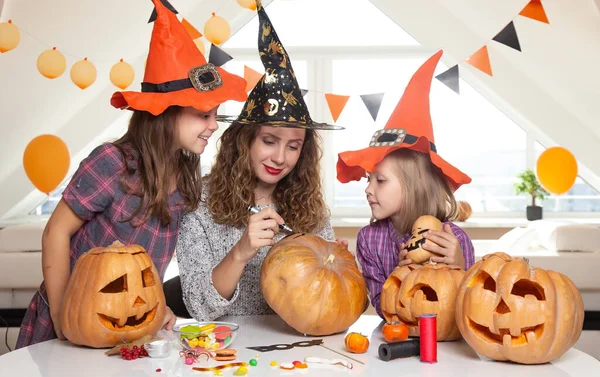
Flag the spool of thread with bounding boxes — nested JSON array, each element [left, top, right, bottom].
[[419, 314, 437, 363], [378, 339, 420, 361]]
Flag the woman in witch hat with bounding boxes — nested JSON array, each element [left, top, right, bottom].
[[16, 0, 247, 348], [169, 0, 345, 320], [336, 50, 475, 320]]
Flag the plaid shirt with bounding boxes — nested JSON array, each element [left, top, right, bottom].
[[16, 143, 184, 349], [356, 218, 475, 319]]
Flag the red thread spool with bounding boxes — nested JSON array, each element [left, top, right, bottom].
[[419, 314, 437, 363]]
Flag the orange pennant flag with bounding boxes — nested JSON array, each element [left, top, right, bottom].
[[519, 0, 549, 24], [182, 18, 203, 40], [324, 93, 350, 123], [465, 46, 493, 77], [244, 65, 263, 92]]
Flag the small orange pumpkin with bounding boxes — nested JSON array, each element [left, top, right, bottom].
[[456, 201, 472, 221], [382, 321, 409, 343], [60, 241, 166, 348], [344, 332, 369, 354]]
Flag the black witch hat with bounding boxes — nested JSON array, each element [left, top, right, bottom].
[[230, 0, 343, 130]]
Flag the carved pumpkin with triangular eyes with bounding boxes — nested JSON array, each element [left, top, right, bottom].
[[381, 262, 465, 341], [60, 241, 166, 348], [455, 252, 584, 364]]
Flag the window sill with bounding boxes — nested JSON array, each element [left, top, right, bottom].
[[331, 217, 600, 229]]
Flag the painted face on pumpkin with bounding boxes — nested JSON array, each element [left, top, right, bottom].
[[405, 215, 442, 264], [455, 252, 584, 364]]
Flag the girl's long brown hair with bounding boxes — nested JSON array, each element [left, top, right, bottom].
[[386, 149, 458, 235], [113, 106, 202, 226], [206, 122, 329, 233]]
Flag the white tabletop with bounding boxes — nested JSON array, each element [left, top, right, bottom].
[[1, 315, 598, 377]]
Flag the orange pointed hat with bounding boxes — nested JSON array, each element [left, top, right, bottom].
[[336, 50, 471, 191], [111, 0, 247, 116]]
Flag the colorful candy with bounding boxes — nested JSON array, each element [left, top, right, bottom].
[[249, 359, 257, 366], [193, 362, 248, 373], [270, 361, 277, 367]]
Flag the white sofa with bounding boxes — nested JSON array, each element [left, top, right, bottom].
[[0, 220, 46, 354]]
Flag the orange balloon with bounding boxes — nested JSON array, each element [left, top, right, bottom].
[[237, 0, 257, 11], [70, 57, 97, 89], [37, 47, 67, 79], [110, 58, 135, 90], [0, 20, 20, 53], [536, 146, 578, 195], [23, 135, 70, 194], [204, 12, 231, 45]]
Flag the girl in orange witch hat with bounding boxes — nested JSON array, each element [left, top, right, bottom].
[[16, 0, 247, 348], [336, 50, 475, 320]]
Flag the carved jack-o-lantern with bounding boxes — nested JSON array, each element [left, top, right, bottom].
[[455, 252, 584, 364], [60, 241, 166, 348], [406, 215, 442, 264], [381, 262, 465, 341]]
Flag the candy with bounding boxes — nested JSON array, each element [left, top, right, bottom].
[[214, 326, 232, 341], [292, 360, 301, 365], [296, 363, 308, 369], [249, 358, 257, 366], [270, 361, 277, 367], [233, 366, 248, 376], [185, 357, 194, 365], [280, 363, 295, 370], [193, 362, 248, 373]]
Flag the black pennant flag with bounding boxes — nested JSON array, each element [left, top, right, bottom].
[[148, 0, 178, 23], [493, 21, 521, 52], [360, 93, 384, 121], [300, 89, 309, 98], [435, 65, 460, 94], [208, 44, 234, 67]]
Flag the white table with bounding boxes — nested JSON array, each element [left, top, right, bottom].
[[1, 315, 598, 376]]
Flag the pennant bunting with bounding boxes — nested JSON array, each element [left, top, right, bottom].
[[493, 21, 521, 51], [519, 0, 549, 24], [324, 93, 350, 122], [359, 93, 385, 121], [208, 44, 233, 67], [149, 0, 178, 23], [465, 46, 493, 77], [300, 89, 309, 97], [435, 65, 460, 94], [243, 65, 263, 92], [182, 18, 203, 40]]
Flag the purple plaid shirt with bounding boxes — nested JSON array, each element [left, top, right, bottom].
[[16, 143, 184, 349], [356, 218, 475, 319]]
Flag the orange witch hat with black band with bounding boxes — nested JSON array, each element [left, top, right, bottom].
[[336, 50, 471, 191], [110, 0, 247, 116]]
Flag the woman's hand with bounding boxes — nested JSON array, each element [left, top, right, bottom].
[[234, 208, 284, 263], [161, 307, 176, 331], [423, 224, 465, 269], [397, 242, 413, 266]]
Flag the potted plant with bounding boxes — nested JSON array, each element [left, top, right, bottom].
[[514, 169, 548, 221]]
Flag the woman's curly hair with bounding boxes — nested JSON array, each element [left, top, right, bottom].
[[206, 122, 329, 233]]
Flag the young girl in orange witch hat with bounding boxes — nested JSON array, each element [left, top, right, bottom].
[[16, 0, 247, 348], [336, 50, 475, 319]]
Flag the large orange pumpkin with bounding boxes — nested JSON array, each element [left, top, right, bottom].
[[380, 262, 465, 341], [60, 241, 166, 348], [455, 252, 584, 364], [260, 233, 368, 336]]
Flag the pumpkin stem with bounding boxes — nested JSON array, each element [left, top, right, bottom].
[[110, 240, 125, 247], [325, 254, 335, 264]]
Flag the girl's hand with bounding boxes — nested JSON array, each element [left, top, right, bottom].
[[235, 208, 284, 263], [335, 238, 349, 249], [423, 224, 465, 269], [398, 242, 413, 266], [51, 311, 66, 340], [161, 307, 176, 331]]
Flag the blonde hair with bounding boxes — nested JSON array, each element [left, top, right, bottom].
[[206, 122, 329, 233], [383, 149, 458, 235]]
